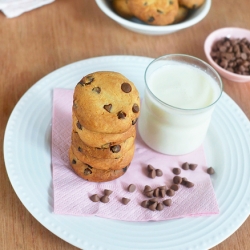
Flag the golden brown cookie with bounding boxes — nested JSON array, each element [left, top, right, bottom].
[[70, 143, 135, 170], [73, 71, 140, 134], [178, 0, 204, 9], [72, 112, 136, 148], [111, 0, 134, 19], [127, 0, 179, 26], [173, 6, 189, 23], [69, 147, 129, 182], [71, 130, 135, 159]]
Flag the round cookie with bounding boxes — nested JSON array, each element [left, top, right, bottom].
[[178, 0, 204, 9], [73, 71, 140, 134], [111, 0, 134, 19], [70, 143, 135, 170], [71, 130, 135, 159], [72, 112, 136, 148], [127, 0, 179, 26], [69, 148, 129, 182]]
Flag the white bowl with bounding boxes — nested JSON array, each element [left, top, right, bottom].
[[95, 0, 211, 35], [204, 27, 250, 83]]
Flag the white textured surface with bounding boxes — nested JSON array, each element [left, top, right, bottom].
[[4, 55, 250, 250]]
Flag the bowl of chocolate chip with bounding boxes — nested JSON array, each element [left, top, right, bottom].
[[204, 27, 250, 83]]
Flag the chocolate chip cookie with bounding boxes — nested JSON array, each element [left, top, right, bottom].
[[73, 71, 140, 134]]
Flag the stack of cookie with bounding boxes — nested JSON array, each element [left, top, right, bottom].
[[69, 71, 140, 182]]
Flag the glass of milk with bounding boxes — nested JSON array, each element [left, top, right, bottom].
[[138, 54, 223, 155]]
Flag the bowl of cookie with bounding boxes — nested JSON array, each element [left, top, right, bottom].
[[95, 0, 211, 35], [204, 27, 250, 83]]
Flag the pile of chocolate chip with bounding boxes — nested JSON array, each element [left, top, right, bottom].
[[210, 37, 250, 75]]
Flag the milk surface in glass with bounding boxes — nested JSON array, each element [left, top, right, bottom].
[[138, 59, 222, 155]]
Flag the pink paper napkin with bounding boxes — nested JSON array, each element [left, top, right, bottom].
[[52, 88, 219, 221]]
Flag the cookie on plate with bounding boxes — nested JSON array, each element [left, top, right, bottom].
[[71, 130, 135, 159], [127, 0, 179, 25], [72, 112, 136, 148], [73, 71, 140, 134], [69, 147, 129, 182]]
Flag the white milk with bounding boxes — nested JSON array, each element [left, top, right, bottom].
[[138, 61, 222, 155]]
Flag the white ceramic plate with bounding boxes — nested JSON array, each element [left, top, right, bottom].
[[4, 55, 250, 250]]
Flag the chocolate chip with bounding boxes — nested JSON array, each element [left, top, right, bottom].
[[77, 79, 84, 86], [156, 203, 164, 211], [132, 118, 138, 125], [121, 197, 130, 205], [72, 159, 76, 164], [92, 87, 101, 93], [173, 168, 181, 175], [84, 75, 94, 84], [148, 169, 156, 179], [207, 167, 215, 175], [128, 184, 136, 192], [182, 162, 189, 170], [100, 195, 110, 203], [132, 104, 139, 113], [90, 194, 99, 202], [144, 185, 152, 193], [117, 111, 126, 119], [170, 184, 179, 191], [163, 199, 172, 207], [159, 189, 166, 198], [148, 202, 157, 211], [148, 16, 155, 23], [185, 181, 194, 188], [189, 164, 198, 170], [159, 185, 166, 190], [173, 176, 182, 184], [78, 147, 82, 152], [149, 198, 158, 203], [110, 145, 121, 153], [104, 189, 113, 196], [103, 104, 112, 113], [123, 166, 128, 172], [144, 190, 154, 198], [121, 82, 132, 93], [147, 164, 155, 171], [76, 121, 82, 130], [153, 188, 159, 197], [166, 189, 175, 197], [181, 177, 188, 185], [155, 169, 163, 177], [141, 200, 149, 208], [84, 168, 92, 175]]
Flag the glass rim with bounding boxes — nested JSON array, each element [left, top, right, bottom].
[[144, 54, 224, 112]]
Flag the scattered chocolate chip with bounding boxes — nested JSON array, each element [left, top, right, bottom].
[[141, 200, 149, 208], [103, 104, 112, 113], [110, 145, 121, 153], [132, 104, 139, 113], [163, 199, 172, 207], [104, 189, 113, 196], [85, 75, 94, 84], [173, 176, 182, 184], [149, 198, 158, 203], [170, 184, 179, 191], [182, 162, 189, 170], [181, 177, 188, 185], [144, 185, 152, 193], [156, 203, 164, 211], [189, 164, 198, 170], [76, 121, 82, 130], [148, 202, 157, 211], [84, 168, 92, 175], [159, 186, 166, 190], [72, 159, 76, 164], [173, 168, 181, 175], [123, 166, 128, 173], [78, 147, 82, 152], [117, 111, 126, 119], [132, 118, 138, 125], [159, 189, 166, 198], [207, 167, 215, 175], [121, 197, 130, 205], [147, 164, 155, 171], [153, 188, 159, 197], [155, 169, 163, 177], [128, 184, 136, 192], [148, 169, 156, 179], [185, 181, 194, 188], [90, 194, 99, 202], [144, 190, 154, 198], [92, 87, 101, 93], [121, 82, 132, 93], [166, 189, 175, 197], [100, 195, 110, 203]]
